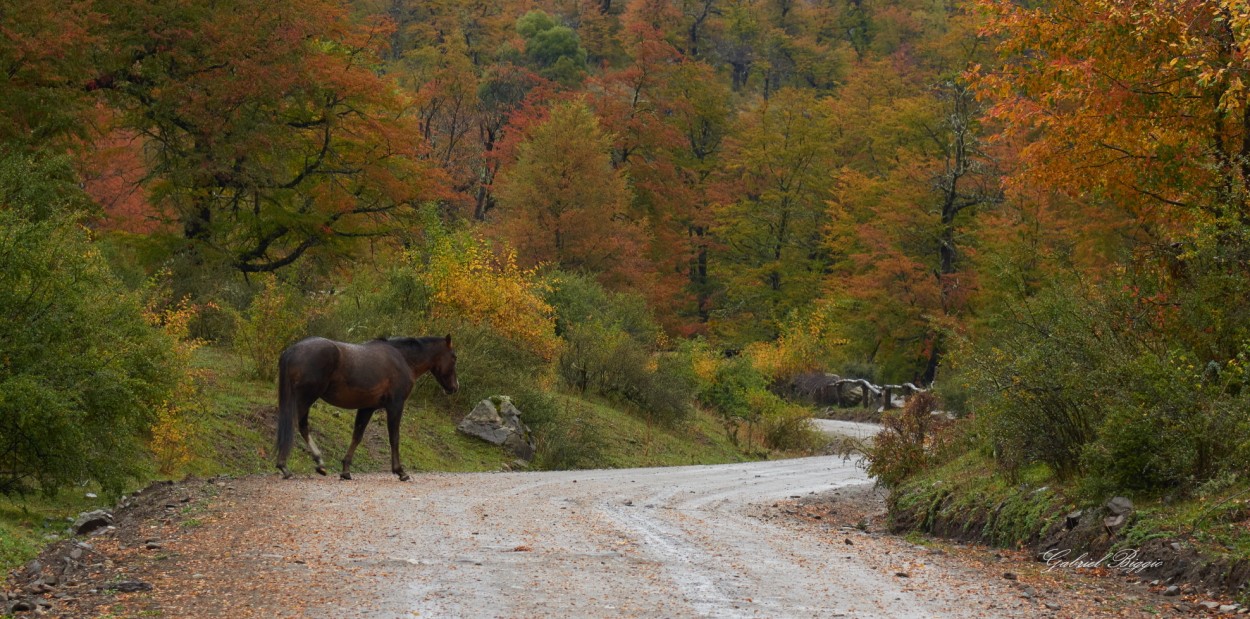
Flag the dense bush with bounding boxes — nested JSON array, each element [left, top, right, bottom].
[[700, 356, 768, 432], [234, 275, 320, 381], [551, 275, 695, 425], [545, 272, 658, 344], [954, 283, 1115, 479], [758, 398, 824, 452], [697, 356, 816, 450], [1079, 349, 1250, 495], [744, 302, 849, 383], [0, 152, 180, 496], [951, 269, 1250, 494], [523, 394, 608, 470]]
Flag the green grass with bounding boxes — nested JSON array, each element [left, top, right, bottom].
[[186, 346, 754, 476], [1119, 482, 1250, 562], [891, 453, 1069, 547], [184, 346, 513, 477], [544, 394, 750, 469], [0, 490, 101, 575]]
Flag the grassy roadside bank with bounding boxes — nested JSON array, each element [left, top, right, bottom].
[[1, 346, 764, 576], [888, 453, 1250, 603]]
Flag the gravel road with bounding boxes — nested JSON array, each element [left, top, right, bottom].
[[115, 419, 1069, 619], [810, 418, 882, 441]]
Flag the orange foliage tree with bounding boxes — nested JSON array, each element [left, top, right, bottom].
[[87, 0, 444, 275], [492, 99, 648, 288], [977, 0, 1250, 237], [587, 5, 731, 332]]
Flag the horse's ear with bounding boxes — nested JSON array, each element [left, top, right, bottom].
[[445, 334, 453, 348]]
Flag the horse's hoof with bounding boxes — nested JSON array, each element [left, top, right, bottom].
[[279, 468, 293, 480], [340, 472, 352, 481], [315, 466, 328, 476], [397, 473, 411, 482]]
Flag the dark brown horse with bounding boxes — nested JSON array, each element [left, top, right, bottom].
[[275, 335, 458, 481]]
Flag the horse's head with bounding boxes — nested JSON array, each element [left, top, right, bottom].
[[430, 334, 459, 394]]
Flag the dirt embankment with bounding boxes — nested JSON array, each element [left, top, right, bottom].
[[772, 487, 1249, 617], [888, 484, 1250, 613], [3, 478, 228, 617]]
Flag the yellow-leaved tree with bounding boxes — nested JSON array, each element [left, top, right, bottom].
[[418, 233, 561, 362], [142, 283, 208, 477]]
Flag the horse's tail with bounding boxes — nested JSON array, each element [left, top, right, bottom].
[[275, 349, 298, 471]]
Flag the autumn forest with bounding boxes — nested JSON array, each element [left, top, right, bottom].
[[4, 0, 1250, 544]]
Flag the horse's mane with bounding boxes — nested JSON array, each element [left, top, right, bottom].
[[376, 336, 445, 351]]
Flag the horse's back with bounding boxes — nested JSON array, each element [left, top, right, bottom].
[[283, 337, 409, 403], [280, 337, 346, 383], [282, 336, 340, 365]]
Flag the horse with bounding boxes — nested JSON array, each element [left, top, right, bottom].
[[275, 335, 459, 481]]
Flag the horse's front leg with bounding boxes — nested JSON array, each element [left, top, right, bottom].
[[386, 405, 410, 481]]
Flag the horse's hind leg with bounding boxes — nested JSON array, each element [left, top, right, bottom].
[[340, 407, 376, 480], [299, 409, 327, 476], [385, 405, 410, 482]]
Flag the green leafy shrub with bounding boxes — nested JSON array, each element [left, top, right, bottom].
[[931, 379, 971, 418], [1080, 350, 1250, 495], [551, 274, 694, 425], [697, 357, 777, 447], [234, 274, 319, 381], [524, 394, 607, 470], [954, 269, 1250, 494], [759, 400, 823, 452], [557, 319, 696, 425], [955, 283, 1117, 479], [0, 151, 179, 496], [545, 272, 658, 344], [700, 356, 768, 424], [318, 212, 559, 414]]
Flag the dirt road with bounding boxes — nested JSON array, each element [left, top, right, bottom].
[[13, 419, 1207, 618], [85, 425, 1077, 619], [810, 418, 882, 441]]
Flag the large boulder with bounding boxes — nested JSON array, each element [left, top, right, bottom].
[[72, 510, 114, 536], [457, 397, 535, 461]]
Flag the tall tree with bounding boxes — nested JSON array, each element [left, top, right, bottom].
[[978, 0, 1250, 362], [978, 0, 1250, 236], [0, 0, 100, 147], [827, 76, 999, 383], [662, 59, 733, 329], [492, 99, 647, 287], [87, 0, 441, 278], [712, 88, 837, 342], [516, 10, 589, 85]]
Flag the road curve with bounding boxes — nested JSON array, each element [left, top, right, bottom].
[[138, 421, 1039, 619], [811, 418, 882, 441]]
